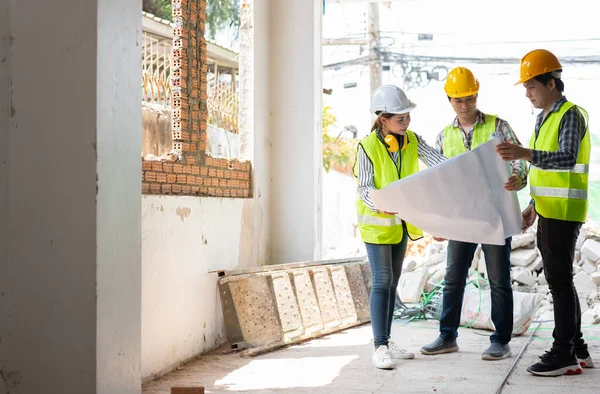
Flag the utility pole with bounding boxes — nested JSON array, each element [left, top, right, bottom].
[[368, 2, 382, 98]]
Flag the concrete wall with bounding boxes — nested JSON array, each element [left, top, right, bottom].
[[141, 195, 266, 379], [140, 0, 324, 379], [0, 1, 141, 393], [269, 0, 323, 264], [96, 0, 142, 393]]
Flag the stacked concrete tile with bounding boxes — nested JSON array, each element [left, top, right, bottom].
[[218, 258, 371, 355]]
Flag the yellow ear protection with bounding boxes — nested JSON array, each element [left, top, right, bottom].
[[381, 133, 408, 153]]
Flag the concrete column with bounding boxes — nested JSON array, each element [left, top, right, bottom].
[[269, 0, 323, 264], [0, 1, 141, 393]]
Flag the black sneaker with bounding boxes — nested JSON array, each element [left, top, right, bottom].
[[420, 337, 459, 355], [527, 350, 582, 377], [575, 347, 595, 368], [482, 343, 512, 360]]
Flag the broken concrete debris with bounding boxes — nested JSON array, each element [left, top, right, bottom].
[[401, 220, 600, 327]]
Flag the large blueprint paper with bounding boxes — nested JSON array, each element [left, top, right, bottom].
[[370, 136, 522, 245]]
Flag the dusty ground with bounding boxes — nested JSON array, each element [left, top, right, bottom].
[[143, 319, 600, 394]]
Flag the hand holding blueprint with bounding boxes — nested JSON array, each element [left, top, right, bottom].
[[370, 136, 522, 245]]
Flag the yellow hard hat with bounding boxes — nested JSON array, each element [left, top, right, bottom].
[[444, 67, 479, 98], [516, 49, 562, 85]]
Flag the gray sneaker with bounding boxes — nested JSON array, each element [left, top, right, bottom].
[[420, 337, 459, 355], [482, 343, 512, 360]]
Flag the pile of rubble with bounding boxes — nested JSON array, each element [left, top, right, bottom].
[[400, 221, 600, 326]]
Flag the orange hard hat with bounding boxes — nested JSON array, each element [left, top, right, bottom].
[[516, 49, 562, 85]]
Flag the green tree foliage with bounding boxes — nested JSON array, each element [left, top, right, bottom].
[[142, 0, 172, 20], [322, 106, 358, 174], [142, 0, 241, 41], [206, 0, 241, 39]]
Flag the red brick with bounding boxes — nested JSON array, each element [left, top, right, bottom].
[[208, 168, 217, 177], [191, 186, 200, 194], [172, 184, 182, 193], [157, 173, 168, 183], [182, 185, 192, 194], [167, 174, 177, 183], [150, 184, 161, 194], [201, 186, 208, 194], [216, 169, 224, 178], [183, 165, 193, 174], [187, 175, 196, 184], [163, 163, 174, 173], [162, 184, 172, 194], [200, 167, 208, 176], [173, 164, 184, 173], [191, 166, 200, 175], [208, 187, 216, 196], [199, 141, 206, 151], [142, 161, 153, 171], [142, 183, 150, 193], [145, 172, 157, 182], [215, 188, 223, 197]]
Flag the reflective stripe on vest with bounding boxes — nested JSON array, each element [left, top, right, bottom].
[[531, 164, 589, 174], [442, 114, 497, 158], [528, 101, 590, 222], [353, 130, 423, 244], [530, 186, 587, 200], [356, 214, 404, 226]]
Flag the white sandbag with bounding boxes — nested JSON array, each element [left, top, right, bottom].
[[460, 282, 543, 336]]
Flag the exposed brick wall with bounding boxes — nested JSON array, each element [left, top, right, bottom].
[[142, 0, 252, 198]]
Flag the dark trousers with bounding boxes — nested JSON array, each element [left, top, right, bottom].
[[439, 238, 514, 344], [537, 214, 586, 354]]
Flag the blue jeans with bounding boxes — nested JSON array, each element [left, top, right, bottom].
[[439, 238, 513, 344], [365, 234, 408, 348]]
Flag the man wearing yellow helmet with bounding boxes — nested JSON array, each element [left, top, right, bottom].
[[497, 49, 592, 377], [420, 67, 528, 361]]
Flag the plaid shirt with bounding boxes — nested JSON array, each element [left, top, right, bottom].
[[357, 131, 447, 212], [530, 96, 587, 169], [435, 110, 528, 191]]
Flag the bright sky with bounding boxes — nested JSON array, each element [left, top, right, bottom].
[[322, 0, 600, 150]]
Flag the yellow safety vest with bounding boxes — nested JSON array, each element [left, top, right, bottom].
[[529, 101, 590, 223], [353, 130, 423, 244], [442, 114, 497, 158]]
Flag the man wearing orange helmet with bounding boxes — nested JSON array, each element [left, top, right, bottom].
[[420, 67, 528, 361], [497, 49, 592, 376]]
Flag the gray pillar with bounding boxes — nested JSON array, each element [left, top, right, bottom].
[[0, 1, 142, 393]]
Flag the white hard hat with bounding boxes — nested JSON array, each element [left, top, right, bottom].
[[370, 85, 417, 115]]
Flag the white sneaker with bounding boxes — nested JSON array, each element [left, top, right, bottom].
[[372, 345, 395, 369], [388, 341, 415, 359]]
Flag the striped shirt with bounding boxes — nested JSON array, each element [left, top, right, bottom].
[[434, 111, 528, 191], [530, 96, 587, 170], [356, 131, 447, 212]]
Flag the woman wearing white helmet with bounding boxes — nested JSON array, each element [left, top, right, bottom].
[[353, 85, 446, 369]]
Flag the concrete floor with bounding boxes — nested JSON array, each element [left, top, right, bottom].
[[143, 320, 600, 394]]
